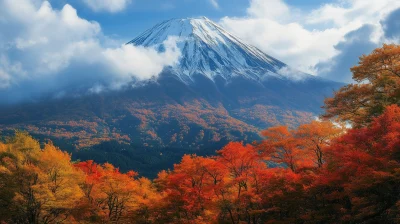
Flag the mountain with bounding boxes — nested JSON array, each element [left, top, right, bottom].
[[0, 17, 343, 176], [129, 17, 292, 82]]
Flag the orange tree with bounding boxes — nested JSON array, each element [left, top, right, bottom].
[[295, 120, 343, 168], [75, 161, 159, 223], [324, 44, 400, 126], [259, 126, 302, 172]]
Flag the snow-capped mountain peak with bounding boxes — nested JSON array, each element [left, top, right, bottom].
[[128, 17, 308, 82]]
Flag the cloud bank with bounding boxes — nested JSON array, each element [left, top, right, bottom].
[[220, 0, 400, 83], [0, 0, 180, 104]]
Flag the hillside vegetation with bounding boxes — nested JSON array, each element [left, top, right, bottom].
[[1, 44, 400, 223]]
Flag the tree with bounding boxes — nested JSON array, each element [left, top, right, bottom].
[[323, 44, 400, 126], [157, 155, 223, 223], [314, 105, 400, 223], [296, 120, 342, 168], [76, 161, 141, 223], [0, 132, 84, 224], [130, 177, 164, 223], [33, 143, 85, 223], [216, 142, 265, 224], [73, 160, 103, 222], [260, 126, 301, 172]]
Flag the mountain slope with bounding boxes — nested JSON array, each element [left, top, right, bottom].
[[128, 17, 307, 82], [0, 17, 343, 175]]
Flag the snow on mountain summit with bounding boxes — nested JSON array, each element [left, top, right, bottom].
[[128, 17, 309, 82]]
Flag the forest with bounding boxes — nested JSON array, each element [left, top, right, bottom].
[[0, 44, 400, 223]]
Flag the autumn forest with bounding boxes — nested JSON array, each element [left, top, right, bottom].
[[1, 45, 400, 223]]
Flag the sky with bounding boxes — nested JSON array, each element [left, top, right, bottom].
[[1, 0, 400, 104], [50, 0, 331, 42]]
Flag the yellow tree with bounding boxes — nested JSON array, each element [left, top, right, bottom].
[[0, 132, 42, 223], [33, 143, 85, 223], [130, 177, 164, 223], [0, 132, 84, 224]]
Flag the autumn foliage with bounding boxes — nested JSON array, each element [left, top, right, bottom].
[[1, 44, 400, 223], [323, 44, 400, 126]]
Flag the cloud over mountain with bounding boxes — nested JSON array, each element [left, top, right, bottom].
[[316, 25, 377, 83], [220, 0, 400, 83], [0, 0, 180, 104], [2, 0, 400, 104]]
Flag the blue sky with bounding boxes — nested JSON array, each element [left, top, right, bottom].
[[0, 0, 400, 104], [51, 0, 249, 39], [52, 0, 332, 40]]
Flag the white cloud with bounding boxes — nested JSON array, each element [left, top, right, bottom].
[[307, 0, 400, 27], [0, 55, 26, 88], [83, 0, 132, 13], [0, 1, 102, 75], [316, 25, 377, 83], [0, 0, 181, 103], [209, 0, 219, 9], [220, 17, 348, 74], [276, 66, 308, 81], [247, 0, 290, 21], [88, 84, 105, 94], [219, 0, 400, 81], [0, 69, 11, 89], [103, 36, 181, 83]]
